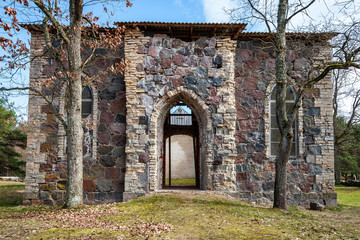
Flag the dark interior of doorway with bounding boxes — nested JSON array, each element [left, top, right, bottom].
[[162, 101, 200, 189]]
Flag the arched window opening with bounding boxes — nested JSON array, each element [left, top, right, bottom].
[[270, 85, 298, 156], [82, 86, 93, 118]]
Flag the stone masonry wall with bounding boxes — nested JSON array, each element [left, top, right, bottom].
[[25, 29, 336, 206], [123, 31, 238, 200], [234, 39, 336, 205], [24, 32, 126, 205]]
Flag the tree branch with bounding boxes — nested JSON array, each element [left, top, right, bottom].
[[0, 87, 68, 130], [287, 0, 315, 23], [30, 0, 70, 45]]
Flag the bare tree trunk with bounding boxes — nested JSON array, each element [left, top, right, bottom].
[[274, 132, 293, 209], [273, 0, 290, 209], [64, 0, 84, 208], [334, 146, 341, 184]]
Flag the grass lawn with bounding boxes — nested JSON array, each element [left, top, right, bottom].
[[0, 181, 359, 239], [336, 185, 360, 207], [0, 181, 25, 207], [165, 178, 196, 186]]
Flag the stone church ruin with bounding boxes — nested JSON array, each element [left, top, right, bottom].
[[24, 22, 337, 206]]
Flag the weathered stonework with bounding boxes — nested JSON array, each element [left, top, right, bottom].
[[24, 23, 336, 207]]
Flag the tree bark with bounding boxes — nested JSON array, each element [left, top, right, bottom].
[[64, 0, 84, 208], [273, 131, 293, 209], [273, 0, 290, 209], [334, 146, 341, 184]]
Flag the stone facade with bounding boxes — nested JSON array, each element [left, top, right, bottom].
[[24, 23, 336, 206]]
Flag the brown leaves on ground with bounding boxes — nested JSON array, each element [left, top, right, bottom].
[[0, 203, 172, 239]]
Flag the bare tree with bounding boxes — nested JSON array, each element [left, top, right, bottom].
[[229, 0, 360, 209], [0, 0, 131, 207], [333, 69, 360, 184]]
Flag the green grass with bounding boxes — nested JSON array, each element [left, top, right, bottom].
[[336, 185, 360, 207], [0, 181, 25, 207], [0, 181, 360, 239], [165, 178, 196, 186]]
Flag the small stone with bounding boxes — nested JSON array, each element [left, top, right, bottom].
[[173, 54, 184, 66], [160, 48, 172, 59], [164, 69, 174, 76], [137, 45, 146, 54], [213, 55, 222, 68], [242, 77, 257, 90], [251, 152, 265, 164], [209, 37, 216, 47], [212, 113, 223, 125], [144, 56, 159, 67], [200, 56, 212, 68], [98, 131, 111, 145], [41, 184, 55, 191], [310, 202, 325, 211], [171, 77, 183, 88], [177, 46, 190, 55], [105, 167, 121, 179], [304, 127, 321, 135], [115, 114, 126, 123], [110, 97, 126, 115], [184, 55, 197, 67], [194, 67, 208, 78], [83, 180, 96, 191], [109, 123, 125, 135], [172, 39, 182, 48], [39, 163, 52, 172], [100, 156, 116, 167], [204, 47, 216, 56], [311, 164, 322, 175], [306, 107, 320, 116], [195, 37, 209, 48], [304, 136, 314, 145], [45, 174, 58, 182], [100, 112, 115, 124], [309, 145, 322, 155], [148, 46, 159, 57], [185, 76, 197, 85], [138, 152, 149, 163], [98, 145, 113, 155], [212, 76, 223, 86], [160, 59, 172, 69], [238, 49, 253, 59], [206, 95, 221, 105], [100, 89, 116, 100], [244, 58, 261, 70], [237, 107, 247, 120], [255, 143, 265, 152], [112, 147, 125, 157]]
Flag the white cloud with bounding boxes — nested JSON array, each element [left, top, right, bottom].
[[201, 0, 238, 23]]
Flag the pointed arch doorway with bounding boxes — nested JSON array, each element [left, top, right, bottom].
[[146, 88, 213, 192], [162, 101, 200, 189]]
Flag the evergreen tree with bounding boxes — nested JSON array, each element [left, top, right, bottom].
[[0, 99, 27, 177], [335, 117, 360, 181]]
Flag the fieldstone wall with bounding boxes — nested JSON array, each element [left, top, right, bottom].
[[24, 32, 126, 205], [123, 30, 238, 200], [25, 28, 336, 207], [233, 39, 336, 205]]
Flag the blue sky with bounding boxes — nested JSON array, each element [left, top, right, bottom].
[[4, 0, 237, 119], [2, 0, 351, 119], [86, 0, 238, 23]]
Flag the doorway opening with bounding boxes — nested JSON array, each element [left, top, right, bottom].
[[162, 101, 200, 189]]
